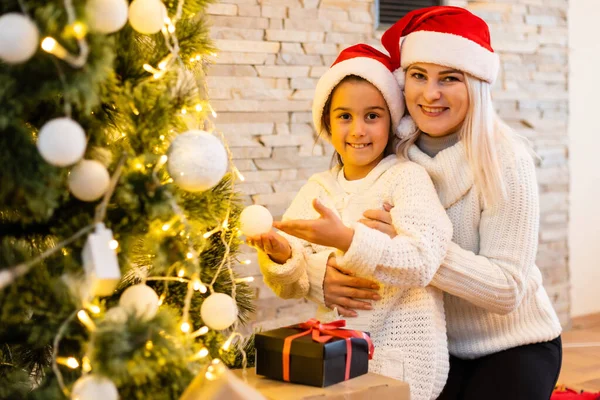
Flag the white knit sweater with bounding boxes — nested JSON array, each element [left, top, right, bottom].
[[305, 140, 563, 360], [258, 155, 453, 400]]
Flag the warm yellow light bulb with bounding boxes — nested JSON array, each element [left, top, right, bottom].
[[159, 155, 168, 164], [162, 223, 170, 231], [195, 104, 203, 112], [146, 340, 154, 350], [186, 252, 194, 259], [178, 268, 185, 278], [181, 321, 190, 333], [88, 304, 101, 314], [109, 240, 119, 250], [181, 108, 187, 115], [72, 22, 87, 39], [82, 356, 92, 372], [41, 37, 57, 52]]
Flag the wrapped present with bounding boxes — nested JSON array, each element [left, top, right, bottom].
[[255, 319, 374, 387]]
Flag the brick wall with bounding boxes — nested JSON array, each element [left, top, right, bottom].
[[206, 0, 570, 331]]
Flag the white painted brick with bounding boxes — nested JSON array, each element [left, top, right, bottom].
[[531, 71, 566, 83], [261, 5, 287, 18], [238, 4, 261, 16], [209, 15, 269, 29], [207, 76, 284, 90], [310, 66, 329, 78], [211, 99, 311, 112], [317, 9, 349, 21], [273, 180, 306, 192], [525, 15, 558, 26], [231, 146, 272, 159], [468, 3, 512, 13], [276, 53, 323, 65], [208, 64, 257, 77], [299, 145, 323, 156], [219, 0, 258, 4], [218, 123, 275, 136], [237, 182, 273, 195], [322, 54, 337, 65], [218, 112, 289, 124], [213, 52, 270, 65], [266, 29, 325, 42], [214, 39, 280, 53], [275, 78, 290, 89], [303, 42, 339, 55], [325, 32, 367, 44], [211, 27, 264, 41], [255, 65, 310, 78], [252, 192, 297, 206], [255, 155, 330, 170], [280, 169, 298, 180], [208, 87, 232, 99], [260, 0, 300, 6], [206, 3, 238, 15], [281, 43, 304, 54], [291, 123, 314, 136], [540, 226, 568, 242], [260, 135, 313, 147], [541, 212, 568, 225], [349, 11, 373, 23], [231, 159, 257, 171], [269, 18, 283, 29], [332, 21, 372, 34], [320, 0, 369, 12], [291, 112, 313, 123], [285, 18, 332, 32], [493, 40, 538, 54], [288, 8, 318, 19], [233, 88, 293, 100], [539, 192, 568, 213], [240, 170, 280, 182], [291, 77, 318, 89], [275, 123, 290, 135], [301, 0, 320, 8], [536, 166, 568, 185], [291, 89, 314, 100]]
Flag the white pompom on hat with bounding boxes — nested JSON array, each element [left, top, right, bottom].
[[312, 43, 413, 141]]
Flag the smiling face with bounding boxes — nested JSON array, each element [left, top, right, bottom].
[[404, 62, 469, 137], [326, 78, 391, 180]]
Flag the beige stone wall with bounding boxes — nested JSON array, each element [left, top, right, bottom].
[[206, 0, 570, 331]]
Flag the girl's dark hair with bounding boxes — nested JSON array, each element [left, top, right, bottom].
[[318, 75, 395, 168]]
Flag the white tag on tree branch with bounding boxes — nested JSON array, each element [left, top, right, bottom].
[[82, 223, 121, 297]]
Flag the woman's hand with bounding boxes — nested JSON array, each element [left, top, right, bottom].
[[273, 198, 354, 251], [324, 256, 381, 317], [246, 230, 292, 264], [358, 202, 397, 238]]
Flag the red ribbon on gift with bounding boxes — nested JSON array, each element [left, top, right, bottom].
[[282, 319, 374, 382]]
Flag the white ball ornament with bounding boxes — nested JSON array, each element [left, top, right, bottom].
[[119, 284, 159, 321], [37, 118, 87, 167], [86, 0, 129, 34], [128, 0, 167, 35], [167, 130, 228, 192], [71, 374, 118, 400], [104, 306, 128, 324], [239, 205, 273, 237], [0, 13, 39, 64], [68, 160, 110, 202], [200, 292, 238, 330]]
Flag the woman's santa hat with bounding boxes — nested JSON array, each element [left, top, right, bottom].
[[381, 5, 500, 87], [312, 44, 409, 140]]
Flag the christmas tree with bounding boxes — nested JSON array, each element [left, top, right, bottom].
[[0, 0, 256, 399]]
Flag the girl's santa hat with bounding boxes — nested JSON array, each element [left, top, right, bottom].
[[312, 44, 410, 140], [381, 6, 500, 87]]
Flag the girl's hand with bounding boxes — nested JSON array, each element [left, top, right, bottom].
[[273, 198, 354, 251], [358, 202, 397, 238], [324, 256, 381, 317], [246, 230, 292, 264]]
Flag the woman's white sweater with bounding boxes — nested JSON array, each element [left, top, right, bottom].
[[304, 141, 562, 360], [258, 155, 453, 400]]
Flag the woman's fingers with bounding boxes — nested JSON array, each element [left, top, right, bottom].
[[327, 304, 358, 318], [358, 218, 397, 238], [362, 208, 393, 224]]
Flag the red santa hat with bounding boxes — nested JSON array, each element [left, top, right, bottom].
[[312, 44, 407, 140], [381, 6, 500, 87]]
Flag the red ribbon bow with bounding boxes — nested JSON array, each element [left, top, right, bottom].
[[282, 318, 374, 382]]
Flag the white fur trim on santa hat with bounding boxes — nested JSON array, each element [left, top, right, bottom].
[[400, 30, 500, 84], [393, 68, 405, 89], [313, 57, 404, 137]]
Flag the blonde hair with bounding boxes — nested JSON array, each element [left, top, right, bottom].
[[396, 73, 518, 207]]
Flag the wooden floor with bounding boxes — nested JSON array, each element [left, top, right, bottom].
[[557, 312, 600, 392]]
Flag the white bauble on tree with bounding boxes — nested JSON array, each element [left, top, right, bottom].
[[200, 292, 238, 330], [167, 130, 228, 192], [71, 374, 118, 400], [239, 205, 273, 236], [37, 118, 87, 167], [86, 0, 129, 34], [68, 160, 110, 202], [0, 13, 39, 64], [128, 0, 167, 34], [104, 306, 128, 324], [119, 284, 159, 321]]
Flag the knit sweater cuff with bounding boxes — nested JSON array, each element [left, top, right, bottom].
[[338, 223, 387, 277], [257, 238, 306, 285], [306, 250, 332, 306]]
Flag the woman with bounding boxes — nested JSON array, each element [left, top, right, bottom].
[[279, 6, 563, 400]]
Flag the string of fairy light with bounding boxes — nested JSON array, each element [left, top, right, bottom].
[[1, 0, 258, 397]]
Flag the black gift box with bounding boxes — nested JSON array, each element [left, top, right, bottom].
[[255, 326, 370, 387]]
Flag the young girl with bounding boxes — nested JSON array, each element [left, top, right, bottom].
[[314, 7, 563, 400], [247, 44, 453, 400]]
